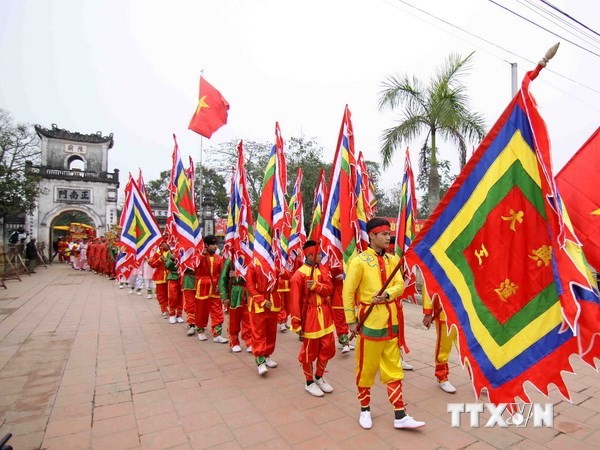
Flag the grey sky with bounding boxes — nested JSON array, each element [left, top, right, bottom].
[[1, 0, 598, 199]]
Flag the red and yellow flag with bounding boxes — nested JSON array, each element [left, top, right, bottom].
[[188, 77, 230, 138]]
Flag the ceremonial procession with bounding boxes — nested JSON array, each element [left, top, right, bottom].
[[1, 1, 600, 449]]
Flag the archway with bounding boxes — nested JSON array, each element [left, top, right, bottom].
[[48, 209, 97, 262], [67, 155, 85, 171]]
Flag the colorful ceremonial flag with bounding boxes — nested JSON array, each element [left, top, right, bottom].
[[308, 169, 327, 242], [136, 169, 151, 207], [555, 127, 600, 271], [357, 151, 378, 217], [405, 63, 600, 404], [395, 148, 418, 303], [116, 174, 163, 282], [321, 105, 360, 270], [188, 77, 230, 139], [285, 168, 306, 270], [252, 123, 288, 289], [354, 152, 372, 251], [223, 140, 254, 278], [166, 135, 203, 272]]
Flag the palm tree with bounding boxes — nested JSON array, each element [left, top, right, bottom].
[[378, 52, 486, 213]]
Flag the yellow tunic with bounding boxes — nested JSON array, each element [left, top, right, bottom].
[[342, 248, 404, 340]]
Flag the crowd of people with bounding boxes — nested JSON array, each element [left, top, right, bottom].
[[92, 217, 462, 431], [50, 217, 462, 431]]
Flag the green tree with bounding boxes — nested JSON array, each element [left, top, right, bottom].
[[0, 109, 41, 235], [378, 52, 486, 213], [145, 167, 228, 217]]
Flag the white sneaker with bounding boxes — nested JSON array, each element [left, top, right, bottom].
[[213, 335, 229, 344], [341, 345, 350, 354], [394, 415, 426, 429], [129, 289, 134, 295], [186, 326, 196, 336], [176, 316, 184, 323], [265, 358, 278, 368], [315, 378, 333, 393], [279, 323, 288, 332], [348, 343, 356, 350], [246, 346, 253, 353], [168, 315, 176, 324], [161, 312, 169, 319], [258, 363, 268, 376], [439, 381, 457, 393], [136, 290, 142, 296], [359, 410, 372, 429], [119, 284, 124, 289], [401, 360, 414, 371], [146, 293, 152, 299], [305, 382, 324, 397], [198, 332, 208, 341], [231, 345, 242, 353]]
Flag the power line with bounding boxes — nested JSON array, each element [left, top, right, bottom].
[[382, 0, 600, 96], [518, 0, 600, 49], [538, 0, 600, 38], [486, 0, 600, 58]]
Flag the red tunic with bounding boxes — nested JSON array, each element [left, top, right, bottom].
[[195, 253, 223, 299], [289, 263, 335, 339]]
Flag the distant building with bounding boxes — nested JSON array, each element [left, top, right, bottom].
[[26, 124, 119, 259]]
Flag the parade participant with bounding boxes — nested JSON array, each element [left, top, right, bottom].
[[148, 241, 169, 318], [182, 267, 197, 336], [422, 290, 457, 393], [57, 237, 68, 263], [142, 257, 156, 299], [219, 257, 252, 353], [69, 240, 78, 268], [97, 237, 109, 276], [128, 267, 144, 295], [107, 239, 119, 280], [194, 235, 228, 343], [246, 263, 283, 375], [290, 240, 335, 397], [80, 238, 89, 271], [164, 247, 183, 323], [87, 239, 98, 272], [343, 217, 425, 430], [276, 272, 292, 332], [330, 265, 354, 354]]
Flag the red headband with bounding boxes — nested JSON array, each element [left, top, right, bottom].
[[369, 225, 391, 234]]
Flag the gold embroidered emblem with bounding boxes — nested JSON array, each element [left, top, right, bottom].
[[529, 245, 552, 267], [494, 279, 518, 302], [474, 244, 489, 265], [501, 209, 524, 231]]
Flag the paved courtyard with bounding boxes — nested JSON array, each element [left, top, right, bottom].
[[0, 264, 599, 449]]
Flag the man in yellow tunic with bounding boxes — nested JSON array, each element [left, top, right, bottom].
[[343, 218, 425, 430]]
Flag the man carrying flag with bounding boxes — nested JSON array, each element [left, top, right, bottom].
[[343, 218, 425, 430]]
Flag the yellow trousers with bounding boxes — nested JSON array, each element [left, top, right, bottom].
[[355, 336, 403, 387], [434, 320, 457, 382]]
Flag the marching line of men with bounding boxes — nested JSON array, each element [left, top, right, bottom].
[[128, 220, 460, 431]]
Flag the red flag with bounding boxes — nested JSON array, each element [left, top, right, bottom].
[[188, 77, 230, 138], [555, 127, 600, 271]]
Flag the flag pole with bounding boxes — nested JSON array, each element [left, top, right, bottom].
[[198, 70, 205, 228]]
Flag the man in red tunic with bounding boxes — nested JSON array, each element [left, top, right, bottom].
[[290, 240, 336, 396], [148, 241, 170, 318], [194, 235, 227, 343], [246, 263, 284, 375]]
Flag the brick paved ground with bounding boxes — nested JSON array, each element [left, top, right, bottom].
[[0, 264, 598, 449]]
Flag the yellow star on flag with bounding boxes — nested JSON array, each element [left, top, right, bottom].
[[195, 95, 209, 114], [591, 208, 600, 215]]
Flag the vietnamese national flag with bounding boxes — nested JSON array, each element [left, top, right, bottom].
[[188, 77, 230, 138], [556, 127, 600, 271]]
